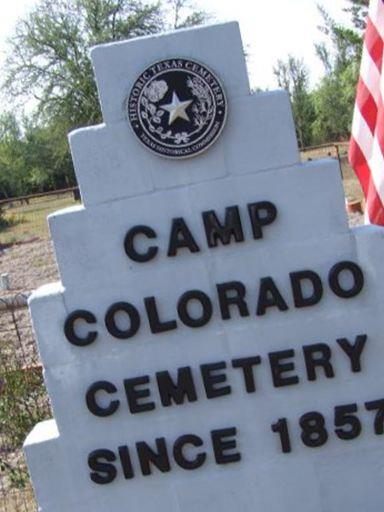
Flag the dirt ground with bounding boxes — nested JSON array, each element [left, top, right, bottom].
[[0, 241, 58, 298], [0, 487, 36, 512], [1, 194, 77, 246]]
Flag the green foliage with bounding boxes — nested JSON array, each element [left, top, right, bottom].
[[166, 0, 209, 29], [0, 113, 75, 199], [310, 5, 363, 144], [0, 366, 51, 489], [0, 204, 19, 232], [0, 113, 29, 198], [0, 367, 49, 449], [274, 56, 315, 148], [0, 0, 208, 198], [3, 0, 208, 129], [312, 63, 359, 143], [273, 2, 365, 145], [343, 0, 369, 30], [316, 5, 363, 74], [0, 456, 30, 489], [0, 205, 9, 229], [3, 0, 164, 127]]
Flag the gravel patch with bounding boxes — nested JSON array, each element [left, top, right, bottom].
[[348, 212, 364, 227], [0, 240, 58, 297]]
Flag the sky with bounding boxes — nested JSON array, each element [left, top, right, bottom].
[[193, 0, 351, 89], [0, 0, 351, 110]]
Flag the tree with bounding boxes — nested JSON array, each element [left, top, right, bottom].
[[311, 4, 363, 143], [167, 0, 208, 29], [0, 0, 208, 198], [274, 56, 315, 148], [311, 66, 357, 143], [0, 113, 28, 198], [3, 0, 208, 130], [0, 114, 75, 199], [344, 0, 369, 31], [316, 5, 363, 75]]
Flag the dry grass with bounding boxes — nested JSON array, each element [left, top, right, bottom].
[[0, 487, 36, 512], [1, 193, 78, 245], [340, 155, 364, 202]]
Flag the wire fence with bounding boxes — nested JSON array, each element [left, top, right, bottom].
[[0, 189, 80, 508], [0, 188, 80, 248], [0, 297, 51, 511], [300, 141, 349, 161]]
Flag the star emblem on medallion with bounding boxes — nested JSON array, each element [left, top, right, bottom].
[[161, 92, 193, 125], [127, 58, 227, 159]]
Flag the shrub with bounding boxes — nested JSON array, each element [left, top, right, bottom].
[[0, 366, 50, 449], [0, 204, 9, 229], [0, 365, 51, 490]]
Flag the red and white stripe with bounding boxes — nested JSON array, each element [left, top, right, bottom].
[[349, 0, 384, 225]]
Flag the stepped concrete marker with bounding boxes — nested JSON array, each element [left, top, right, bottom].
[[25, 21, 384, 512]]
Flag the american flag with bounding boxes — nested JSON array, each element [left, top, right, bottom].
[[349, 0, 384, 225]]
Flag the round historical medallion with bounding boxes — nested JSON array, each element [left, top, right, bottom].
[[127, 58, 227, 159]]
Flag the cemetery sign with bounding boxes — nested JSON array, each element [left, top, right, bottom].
[[24, 22, 384, 512]]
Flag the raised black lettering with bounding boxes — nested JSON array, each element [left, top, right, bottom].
[[248, 201, 277, 239], [269, 350, 299, 387], [144, 297, 177, 333], [88, 449, 117, 484], [177, 290, 213, 328], [64, 310, 97, 347], [105, 302, 140, 339], [217, 281, 250, 320], [118, 446, 134, 479], [290, 270, 323, 308], [329, 261, 364, 298], [203, 206, 244, 248], [156, 367, 197, 406], [200, 362, 231, 399], [168, 218, 200, 256], [124, 376, 155, 414], [211, 427, 241, 464], [257, 277, 289, 316], [173, 435, 206, 470], [337, 334, 367, 372], [86, 381, 120, 417], [124, 225, 158, 263], [232, 356, 262, 393], [136, 438, 171, 476], [303, 343, 335, 381]]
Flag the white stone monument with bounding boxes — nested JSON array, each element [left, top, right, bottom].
[[25, 21, 384, 512]]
